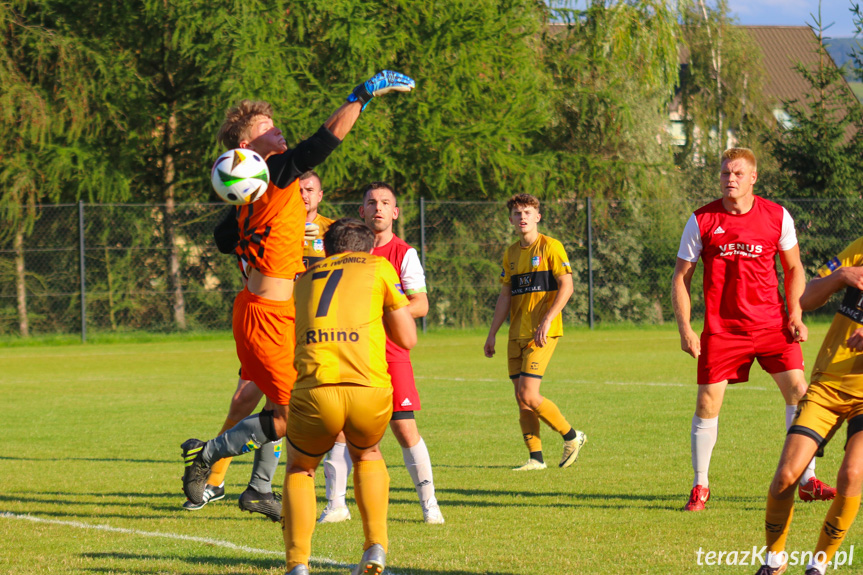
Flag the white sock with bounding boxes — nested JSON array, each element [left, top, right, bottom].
[[785, 404, 796, 430], [691, 415, 719, 488], [402, 437, 436, 505], [786, 404, 817, 484], [323, 442, 351, 508], [801, 457, 817, 484]]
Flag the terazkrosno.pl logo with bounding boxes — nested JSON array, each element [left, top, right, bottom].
[[695, 547, 854, 570]]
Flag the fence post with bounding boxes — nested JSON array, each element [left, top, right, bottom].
[[586, 197, 594, 329], [419, 196, 427, 334], [79, 201, 87, 343]]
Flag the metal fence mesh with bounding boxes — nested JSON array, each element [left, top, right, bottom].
[[1, 198, 857, 338]]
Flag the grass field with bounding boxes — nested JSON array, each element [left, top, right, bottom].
[[1, 323, 859, 574]]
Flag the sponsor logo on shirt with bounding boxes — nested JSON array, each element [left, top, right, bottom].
[[305, 329, 361, 344], [396, 282, 404, 294], [827, 257, 842, 272], [714, 226, 726, 234], [719, 243, 763, 257]]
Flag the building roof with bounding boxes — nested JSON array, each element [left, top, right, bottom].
[[742, 25, 856, 105]]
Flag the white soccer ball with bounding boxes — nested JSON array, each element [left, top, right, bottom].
[[210, 148, 270, 205]]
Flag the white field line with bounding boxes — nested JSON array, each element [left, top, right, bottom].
[[415, 375, 768, 391], [1, 512, 343, 567]]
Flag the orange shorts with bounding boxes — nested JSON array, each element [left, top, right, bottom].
[[232, 287, 297, 406]]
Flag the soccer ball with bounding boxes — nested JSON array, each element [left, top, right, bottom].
[[210, 148, 270, 205]]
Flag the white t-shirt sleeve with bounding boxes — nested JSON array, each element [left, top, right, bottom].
[[778, 207, 798, 251], [399, 248, 427, 295], [676, 214, 702, 262]]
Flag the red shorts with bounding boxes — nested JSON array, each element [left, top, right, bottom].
[[390, 361, 421, 412], [697, 327, 804, 385], [232, 288, 297, 405]]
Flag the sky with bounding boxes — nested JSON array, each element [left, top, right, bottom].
[[727, 0, 859, 37]]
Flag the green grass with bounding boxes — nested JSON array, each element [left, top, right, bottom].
[[1, 324, 860, 574]]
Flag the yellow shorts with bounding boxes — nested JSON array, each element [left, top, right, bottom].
[[508, 337, 558, 379], [287, 385, 393, 457], [789, 380, 863, 450]]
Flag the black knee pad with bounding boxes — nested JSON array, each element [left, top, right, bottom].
[[259, 409, 279, 443]]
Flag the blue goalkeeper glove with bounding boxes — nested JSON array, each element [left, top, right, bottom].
[[347, 70, 416, 111]]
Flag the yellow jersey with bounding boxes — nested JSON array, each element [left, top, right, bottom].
[[294, 252, 409, 390], [810, 236, 863, 397], [302, 214, 334, 270], [500, 233, 572, 340]]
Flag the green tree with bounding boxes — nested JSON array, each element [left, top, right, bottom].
[[676, 0, 773, 171], [0, 1, 128, 336], [765, 7, 863, 280], [765, 11, 862, 200], [49, 0, 304, 330], [537, 1, 682, 322], [538, 0, 680, 201], [278, 0, 553, 202]]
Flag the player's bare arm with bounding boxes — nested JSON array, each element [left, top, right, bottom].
[[485, 284, 512, 358], [534, 273, 573, 348], [672, 257, 701, 358], [406, 292, 429, 319], [384, 304, 418, 351], [801, 266, 863, 311], [779, 245, 808, 343]]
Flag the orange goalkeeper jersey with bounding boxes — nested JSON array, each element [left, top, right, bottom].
[[293, 252, 409, 390]]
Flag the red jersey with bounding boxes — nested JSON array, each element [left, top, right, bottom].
[[677, 197, 797, 334], [372, 235, 426, 362]]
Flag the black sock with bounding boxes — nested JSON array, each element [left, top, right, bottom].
[[563, 428, 577, 441], [530, 451, 544, 464]]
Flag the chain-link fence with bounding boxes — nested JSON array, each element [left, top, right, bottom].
[[1, 198, 858, 338]]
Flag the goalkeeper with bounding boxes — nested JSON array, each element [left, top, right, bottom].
[[179, 72, 416, 517], [180, 171, 334, 520]]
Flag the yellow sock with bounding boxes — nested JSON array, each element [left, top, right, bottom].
[[207, 417, 239, 487], [519, 409, 542, 453], [283, 472, 316, 571], [765, 492, 795, 553], [354, 459, 389, 552], [534, 399, 571, 436], [814, 494, 861, 565]]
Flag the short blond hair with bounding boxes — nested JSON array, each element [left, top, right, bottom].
[[721, 147, 757, 170], [217, 100, 273, 149]]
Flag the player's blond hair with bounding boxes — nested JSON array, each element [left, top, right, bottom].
[[506, 193, 540, 213], [217, 100, 274, 150], [721, 147, 757, 170]]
